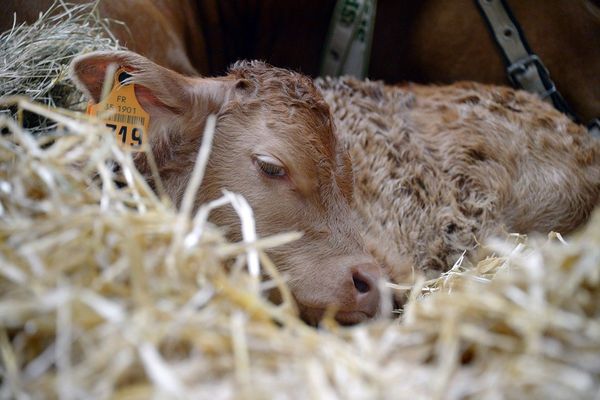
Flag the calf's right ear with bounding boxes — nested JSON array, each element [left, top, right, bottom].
[[70, 50, 229, 120]]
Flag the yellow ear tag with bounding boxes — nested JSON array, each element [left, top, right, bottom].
[[87, 68, 150, 150]]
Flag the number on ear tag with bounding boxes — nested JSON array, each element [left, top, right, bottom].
[[87, 68, 150, 150]]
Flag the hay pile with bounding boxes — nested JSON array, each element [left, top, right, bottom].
[[0, 1, 120, 129], [1, 3, 600, 399], [1, 100, 599, 399]]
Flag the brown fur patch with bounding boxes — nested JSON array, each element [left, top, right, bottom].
[[318, 78, 600, 279]]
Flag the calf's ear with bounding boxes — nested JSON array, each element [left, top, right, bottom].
[[70, 50, 229, 119]]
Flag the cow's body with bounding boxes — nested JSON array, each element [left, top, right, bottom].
[[3, 0, 599, 123], [200, 0, 600, 124]]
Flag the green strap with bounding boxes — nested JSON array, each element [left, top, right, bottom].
[[320, 0, 377, 78]]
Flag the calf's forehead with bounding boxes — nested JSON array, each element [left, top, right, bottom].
[[223, 61, 354, 197], [228, 60, 338, 156], [263, 105, 334, 154]]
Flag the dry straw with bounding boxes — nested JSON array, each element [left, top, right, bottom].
[[1, 2, 599, 400], [0, 1, 121, 131]]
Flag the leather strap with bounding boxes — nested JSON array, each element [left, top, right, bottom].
[[475, 0, 580, 123]]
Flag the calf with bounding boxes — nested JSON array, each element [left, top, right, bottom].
[[70, 51, 600, 324]]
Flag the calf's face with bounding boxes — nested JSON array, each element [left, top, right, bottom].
[[71, 51, 382, 325]]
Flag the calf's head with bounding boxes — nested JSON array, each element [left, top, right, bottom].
[[71, 51, 383, 325]]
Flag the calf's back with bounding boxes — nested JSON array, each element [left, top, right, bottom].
[[318, 78, 600, 278]]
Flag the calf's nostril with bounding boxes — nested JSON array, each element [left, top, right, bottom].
[[352, 273, 371, 294]]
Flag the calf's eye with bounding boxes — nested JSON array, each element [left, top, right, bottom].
[[254, 154, 286, 178]]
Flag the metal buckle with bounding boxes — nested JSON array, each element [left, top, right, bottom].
[[507, 54, 557, 98], [507, 54, 547, 81]]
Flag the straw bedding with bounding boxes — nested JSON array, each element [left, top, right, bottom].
[[0, 1, 120, 130], [1, 3, 599, 399]]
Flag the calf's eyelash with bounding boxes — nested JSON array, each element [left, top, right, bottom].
[[254, 155, 286, 178]]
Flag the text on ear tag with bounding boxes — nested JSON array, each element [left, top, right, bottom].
[[87, 68, 150, 150]]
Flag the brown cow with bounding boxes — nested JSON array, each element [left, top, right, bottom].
[[70, 50, 600, 324], [3, 1, 599, 123], [199, 0, 600, 124]]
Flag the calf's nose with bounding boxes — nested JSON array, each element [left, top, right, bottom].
[[336, 263, 382, 325]]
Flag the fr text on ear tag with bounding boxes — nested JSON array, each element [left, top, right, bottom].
[[87, 68, 150, 150]]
